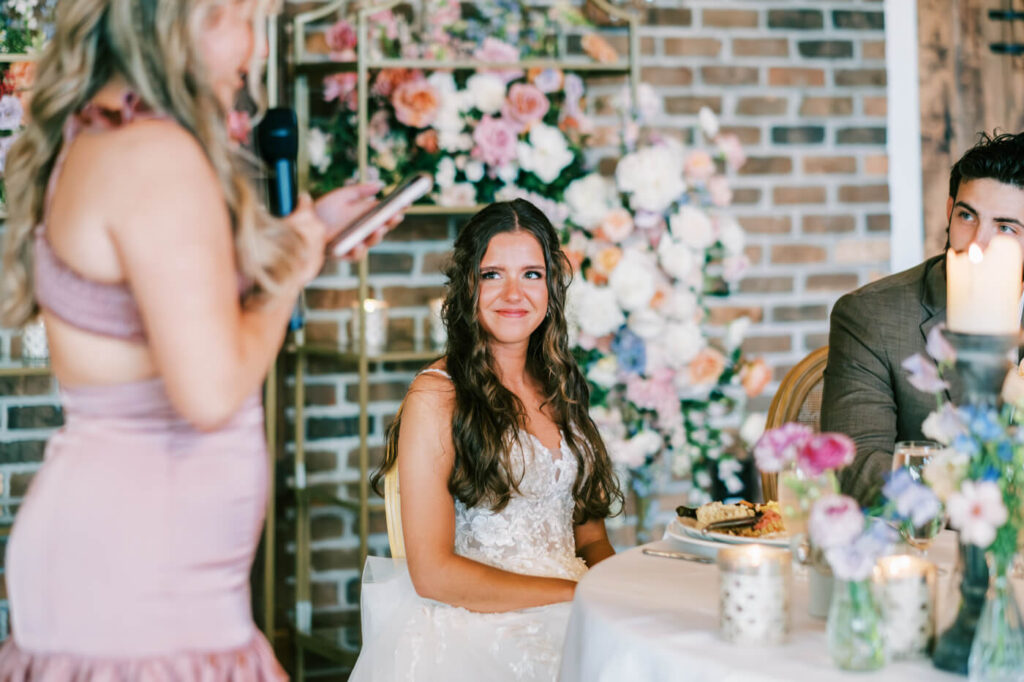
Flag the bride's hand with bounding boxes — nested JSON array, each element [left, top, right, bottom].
[[314, 182, 404, 261]]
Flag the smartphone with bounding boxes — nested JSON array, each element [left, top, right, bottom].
[[325, 172, 433, 258]]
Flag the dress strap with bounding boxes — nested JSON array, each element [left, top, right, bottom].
[[417, 368, 451, 380]]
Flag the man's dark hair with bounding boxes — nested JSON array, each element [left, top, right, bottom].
[[949, 131, 1024, 200]]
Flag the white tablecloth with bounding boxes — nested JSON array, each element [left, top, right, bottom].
[[559, 530, 1008, 681]]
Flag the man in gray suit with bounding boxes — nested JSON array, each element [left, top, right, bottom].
[[822, 132, 1024, 506]]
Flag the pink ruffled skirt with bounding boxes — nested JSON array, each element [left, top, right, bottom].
[[0, 379, 285, 681]]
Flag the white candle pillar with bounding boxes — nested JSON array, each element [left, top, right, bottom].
[[946, 235, 1023, 334]]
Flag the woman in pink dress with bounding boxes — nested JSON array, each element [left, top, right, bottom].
[[0, 0, 390, 677]]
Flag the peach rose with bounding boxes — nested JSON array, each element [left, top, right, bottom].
[[415, 129, 439, 154], [591, 246, 622, 277], [7, 61, 35, 115], [373, 68, 422, 98], [689, 348, 727, 387], [582, 33, 619, 64], [684, 150, 715, 183], [598, 208, 634, 243], [502, 83, 549, 132], [741, 358, 772, 398], [392, 79, 439, 128]]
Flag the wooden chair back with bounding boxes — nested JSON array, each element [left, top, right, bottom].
[[761, 346, 829, 501]]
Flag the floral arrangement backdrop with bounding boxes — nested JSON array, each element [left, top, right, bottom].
[[308, 1, 769, 507], [0, 2, 49, 212]]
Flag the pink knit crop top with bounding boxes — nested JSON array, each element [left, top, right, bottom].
[[33, 95, 166, 343]]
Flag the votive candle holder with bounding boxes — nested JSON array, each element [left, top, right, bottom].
[[718, 545, 792, 645], [875, 555, 936, 660]]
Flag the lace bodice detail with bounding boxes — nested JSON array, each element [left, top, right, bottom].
[[454, 431, 587, 582]]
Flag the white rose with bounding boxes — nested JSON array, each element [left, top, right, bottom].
[[609, 249, 656, 312], [496, 163, 519, 184], [664, 287, 698, 321], [725, 316, 751, 352], [657, 236, 695, 281], [590, 405, 626, 442], [615, 143, 686, 214], [659, 321, 704, 368], [0, 95, 23, 131], [517, 123, 574, 184], [307, 127, 332, 173], [569, 280, 625, 338], [466, 73, 507, 114], [627, 306, 665, 339], [464, 160, 485, 183], [698, 105, 719, 138], [615, 83, 663, 122], [428, 71, 457, 97], [739, 412, 767, 446], [718, 216, 746, 255], [436, 156, 456, 188], [564, 174, 616, 229], [439, 183, 476, 207], [587, 356, 619, 388], [670, 205, 716, 250]]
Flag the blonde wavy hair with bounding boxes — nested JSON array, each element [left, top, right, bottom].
[[1, 0, 300, 327]]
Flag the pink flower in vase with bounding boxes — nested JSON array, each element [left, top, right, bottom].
[[798, 433, 855, 476], [902, 353, 950, 394], [947, 480, 1008, 548], [471, 115, 519, 169], [808, 494, 864, 549], [754, 423, 813, 473]]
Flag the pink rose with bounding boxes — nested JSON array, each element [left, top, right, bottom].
[[798, 433, 856, 477], [473, 37, 523, 83], [716, 133, 746, 171], [708, 176, 732, 207], [392, 79, 439, 128], [373, 68, 421, 98], [809, 495, 864, 549], [323, 73, 358, 109], [325, 19, 357, 54], [502, 83, 550, 132], [471, 115, 518, 168], [369, 10, 398, 40], [754, 423, 813, 473]]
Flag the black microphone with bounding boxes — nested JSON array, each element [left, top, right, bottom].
[[255, 107, 304, 333], [255, 107, 298, 217]]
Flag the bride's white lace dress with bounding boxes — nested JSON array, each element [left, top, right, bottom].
[[349, 427, 587, 681]]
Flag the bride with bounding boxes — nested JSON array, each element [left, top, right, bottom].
[[350, 199, 623, 681]]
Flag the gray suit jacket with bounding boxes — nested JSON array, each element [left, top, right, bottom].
[[821, 255, 965, 507]]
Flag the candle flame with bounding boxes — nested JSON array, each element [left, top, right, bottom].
[[968, 243, 984, 263]]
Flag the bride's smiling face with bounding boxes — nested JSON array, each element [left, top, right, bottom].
[[476, 231, 549, 348]]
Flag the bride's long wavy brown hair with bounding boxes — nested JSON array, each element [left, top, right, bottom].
[[1, 0, 300, 327], [374, 200, 623, 524]]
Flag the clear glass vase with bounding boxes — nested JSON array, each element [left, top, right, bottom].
[[826, 579, 887, 671], [968, 553, 1024, 682]]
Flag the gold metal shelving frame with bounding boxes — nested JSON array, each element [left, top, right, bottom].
[[282, 1, 638, 675]]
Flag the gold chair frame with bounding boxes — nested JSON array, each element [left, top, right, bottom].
[[760, 346, 829, 502], [383, 468, 405, 559]]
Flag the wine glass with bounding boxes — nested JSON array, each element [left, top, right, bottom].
[[892, 440, 945, 558]]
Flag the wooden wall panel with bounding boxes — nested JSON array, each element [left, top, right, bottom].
[[918, 0, 1024, 257]]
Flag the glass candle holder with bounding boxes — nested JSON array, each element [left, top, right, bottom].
[[351, 299, 389, 354], [876, 555, 937, 660], [718, 545, 792, 645], [428, 297, 446, 350], [20, 317, 49, 361]]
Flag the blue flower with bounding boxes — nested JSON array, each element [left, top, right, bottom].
[[959, 405, 1003, 441], [883, 469, 941, 527], [611, 329, 646, 375], [997, 440, 1014, 462], [952, 433, 979, 457], [982, 465, 1000, 482]]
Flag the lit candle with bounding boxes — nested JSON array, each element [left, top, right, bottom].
[[875, 555, 936, 660], [946, 235, 1023, 334], [428, 297, 446, 350], [351, 299, 389, 353], [717, 545, 791, 645]]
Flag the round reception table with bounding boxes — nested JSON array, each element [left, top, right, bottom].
[[558, 529, 1021, 681]]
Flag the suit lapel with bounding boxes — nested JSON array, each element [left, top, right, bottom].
[[919, 256, 964, 404]]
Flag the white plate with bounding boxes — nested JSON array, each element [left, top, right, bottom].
[[665, 516, 791, 549]]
